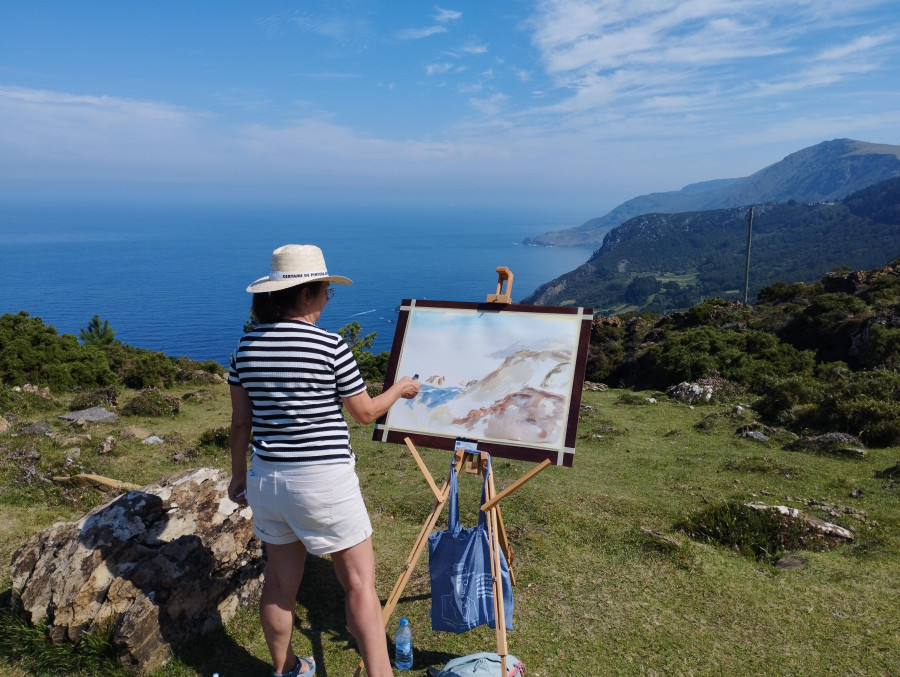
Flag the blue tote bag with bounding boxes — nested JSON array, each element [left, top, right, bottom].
[[428, 453, 514, 634]]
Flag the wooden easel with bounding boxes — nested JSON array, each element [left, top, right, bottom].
[[353, 267, 551, 677]]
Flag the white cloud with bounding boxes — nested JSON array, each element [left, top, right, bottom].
[[397, 25, 447, 40], [817, 32, 895, 61], [521, 0, 899, 126], [286, 11, 372, 45], [469, 93, 509, 115], [426, 62, 456, 76], [513, 68, 532, 82], [434, 7, 462, 23], [459, 42, 488, 55]]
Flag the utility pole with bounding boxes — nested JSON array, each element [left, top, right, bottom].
[[743, 206, 754, 306]]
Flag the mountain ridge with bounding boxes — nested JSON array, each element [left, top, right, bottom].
[[522, 174, 900, 313], [525, 139, 900, 248]]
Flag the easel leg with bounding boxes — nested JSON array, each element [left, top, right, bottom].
[[483, 454, 509, 675]]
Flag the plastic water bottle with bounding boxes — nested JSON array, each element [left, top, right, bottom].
[[394, 617, 413, 670]]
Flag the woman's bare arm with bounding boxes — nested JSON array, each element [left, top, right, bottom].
[[342, 376, 421, 425]]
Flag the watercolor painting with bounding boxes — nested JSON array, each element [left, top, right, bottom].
[[373, 300, 592, 466]]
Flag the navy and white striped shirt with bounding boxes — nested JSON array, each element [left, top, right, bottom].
[[228, 321, 366, 465]]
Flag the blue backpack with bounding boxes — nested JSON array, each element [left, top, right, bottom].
[[435, 652, 525, 676]]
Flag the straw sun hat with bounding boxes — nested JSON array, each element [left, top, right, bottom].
[[246, 244, 352, 293]]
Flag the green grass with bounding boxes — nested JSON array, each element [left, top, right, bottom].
[[2, 385, 899, 676]]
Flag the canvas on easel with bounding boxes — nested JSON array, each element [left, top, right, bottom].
[[373, 293, 592, 467]]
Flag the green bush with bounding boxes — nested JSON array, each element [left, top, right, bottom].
[[198, 360, 226, 376], [122, 388, 181, 417], [654, 326, 814, 392], [69, 386, 119, 411], [858, 323, 900, 369], [756, 281, 809, 304], [122, 350, 178, 389], [0, 387, 59, 417], [197, 426, 229, 449], [755, 368, 900, 446], [677, 501, 837, 563], [822, 394, 900, 447], [356, 350, 390, 382], [0, 312, 115, 392]]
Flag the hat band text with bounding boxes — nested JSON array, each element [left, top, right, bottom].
[[269, 269, 328, 281]]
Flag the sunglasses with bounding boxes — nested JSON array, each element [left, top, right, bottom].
[[325, 287, 336, 301]]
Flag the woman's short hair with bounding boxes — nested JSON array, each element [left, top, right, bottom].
[[251, 280, 326, 325]]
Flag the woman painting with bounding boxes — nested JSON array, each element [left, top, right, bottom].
[[228, 244, 420, 677]]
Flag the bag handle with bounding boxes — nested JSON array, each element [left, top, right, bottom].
[[447, 453, 461, 533], [447, 451, 493, 532], [477, 454, 491, 528]]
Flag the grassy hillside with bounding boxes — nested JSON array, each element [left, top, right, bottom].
[[1, 383, 898, 676]]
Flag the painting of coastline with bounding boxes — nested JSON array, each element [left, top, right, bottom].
[[374, 300, 592, 466]]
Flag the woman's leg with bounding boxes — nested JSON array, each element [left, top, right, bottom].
[[331, 537, 392, 677], [261, 540, 310, 674]]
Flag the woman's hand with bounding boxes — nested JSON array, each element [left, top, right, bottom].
[[228, 475, 248, 506], [395, 375, 421, 399], [343, 375, 422, 424]]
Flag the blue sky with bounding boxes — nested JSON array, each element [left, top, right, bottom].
[[2, 0, 899, 220]]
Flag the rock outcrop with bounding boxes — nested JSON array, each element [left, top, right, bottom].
[[10, 467, 264, 674], [667, 381, 713, 404]]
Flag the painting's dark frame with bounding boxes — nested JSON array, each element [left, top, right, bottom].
[[372, 299, 593, 467]]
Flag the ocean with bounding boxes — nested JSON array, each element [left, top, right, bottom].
[[0, 201, 594, 366]]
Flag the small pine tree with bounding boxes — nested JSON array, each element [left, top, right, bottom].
[[80, 315, 119, 347]]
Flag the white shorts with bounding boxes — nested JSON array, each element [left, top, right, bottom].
[[246, 457, 373, 555]]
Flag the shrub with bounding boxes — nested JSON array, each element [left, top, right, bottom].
[[654, 326, 814, 392], [69, 386, 119, 411], [0, 312, 116, 392], [197, 426, 229, 449], [858, 323, 900, 370], [822, 395, 900, 447], [198, 360, 226, 376], [757, 281, 808, 304], [779, 293, 871, 360], [356, 350, 390, 382], [122, 388, 181, 417], [755, 368, 900, 447], [0, 387, 59, 417], [677, 501, 836, 562], [122, 350, 178, 389]]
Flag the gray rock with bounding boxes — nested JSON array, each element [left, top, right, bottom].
[[775, 553, 805, 570], [742, 430, 770, 442], [59, 407, 119, 423], [141, 435, 165, 445], [667, 381, 713, 404], [10, 467, 263, 674], [746, 502, 854, 541], [786, 433, 867, 458], [836, 448, 867, 458], [18, 421, 54, 437]]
